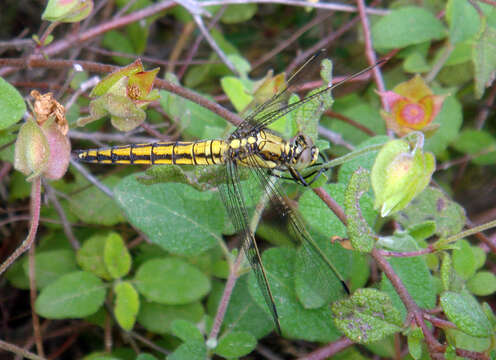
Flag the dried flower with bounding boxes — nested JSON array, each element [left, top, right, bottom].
[[378, 75, 446, 137]]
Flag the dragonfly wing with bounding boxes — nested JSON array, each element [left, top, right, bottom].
[[239, 50, 327, 132], [245, 155, 348, 308], [218, 160, 282, 334]]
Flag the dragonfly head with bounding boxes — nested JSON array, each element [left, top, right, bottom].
[[291, 134, 319, 169]]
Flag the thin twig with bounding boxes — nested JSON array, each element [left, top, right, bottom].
[[376, 246, 434, 258], [192, 14, 238, 74], [440, 219, 496, 246], [423, 313, 457, 330], [28, 245, 44, 357], [0, 340, 46, 360], [312, 187, 347, 225], [325, 110, 376, 136], [318, 125, 354, 150], [44, 182, 80, 250], [69, 159, 114, 198], [287, 13, 361, 73], [475, 83, 496, 129], [251, 12, 332, 70], [177, 4, 227, 80], [167, 21, 196, 73], [371, 249, 444, 358], [199, 0, 389, 15], [425, 42, 454, 83], [298, 337, 354, 360], [69, 130, 159, 144], [0, 177, 42, 276], [356, 0, 387, 110], [208, 253, 244, 342], [127, 331, 170, 355]]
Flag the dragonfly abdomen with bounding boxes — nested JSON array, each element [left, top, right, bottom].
[[75, 140, 229, 165]]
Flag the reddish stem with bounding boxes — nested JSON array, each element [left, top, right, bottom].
[[298, 337, 354, 360], [376, 246, 434, 258], [371, 249, 444, 358], [208, 254, 244, 342], [0, 177, 42, 276], [29, 244, 44, 357], [312, 187, 347, 225]]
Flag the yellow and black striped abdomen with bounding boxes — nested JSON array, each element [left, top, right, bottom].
[[76, 140, 229, 165]]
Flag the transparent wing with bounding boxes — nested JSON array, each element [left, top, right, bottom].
[[218, 160, 282, 334], [238, 50, 327, 134], [244, 154, 349, 307], [237, 57, 385, 135]]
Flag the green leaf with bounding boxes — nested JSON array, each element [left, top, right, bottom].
[[380, 236, 436, 319], [136, 354, 158, 360], [137, 301, 204, 334], [345, 167, 375, 252], [207, 276, 273, 339], [467, 271, 496, 296], [445, 328, 492, 353], [294, 59, 334, 143], [159, 87, 226, 140], [167, 340, 206, 360], [115, 175, 224, 256], [440, 291, 492, 337], [297, 183, 375, 308], [104, 232, 131, 279], [403, 51, 431, 73], [452, 129, 496, 165], [407, 327, 424, 359], [221, 4, 257, 24], [77, 234, 113, 280], [394, 187, 466, 238], [452, 239, 477, 280], [35, 271, 106, 318], [473, 21, 496, 98], [114, 281, 139, 331], [441, 252, 454, 291], [248, 247, 341, 342], [349, 253, 370, 291], [446, 0, 481, 44], [473, 246, 487, 271], [326, 99, 386, 150], [215, 331, 257, 358], [69, 175, 125, 226], [220, 76, 253, 113], [170, 319, 203, 342], [0, 77, 26, 130], [407, 221, 436, 241], [337, 136, 389, 184], [331, 288, 402, 344], [135, 258, 211, 304], [22, 249, 78, 289], [372, 7, 446, 50], [102, 31, 136, 66]]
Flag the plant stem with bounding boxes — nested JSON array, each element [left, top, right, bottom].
[[371, 249, 444, 358], [0, 177, 42, 276], [298, 337, 354, 360]]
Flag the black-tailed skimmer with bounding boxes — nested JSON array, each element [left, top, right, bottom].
[[76, 53, 379, 333]]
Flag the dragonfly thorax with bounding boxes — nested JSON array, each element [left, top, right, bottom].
[[227, 130, 318, 170]]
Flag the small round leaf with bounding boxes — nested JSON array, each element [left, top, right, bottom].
[[215, 331, 257, 358], [35, 271, 106, 319], [135, 258, 210, 304]]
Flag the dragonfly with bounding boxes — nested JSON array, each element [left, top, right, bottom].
[[75, 52, 380, 333]]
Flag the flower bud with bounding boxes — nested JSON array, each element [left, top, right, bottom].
[[14, 92, 71, 181], [371, 137, 435, 216], [42, 0, 93, 23]]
